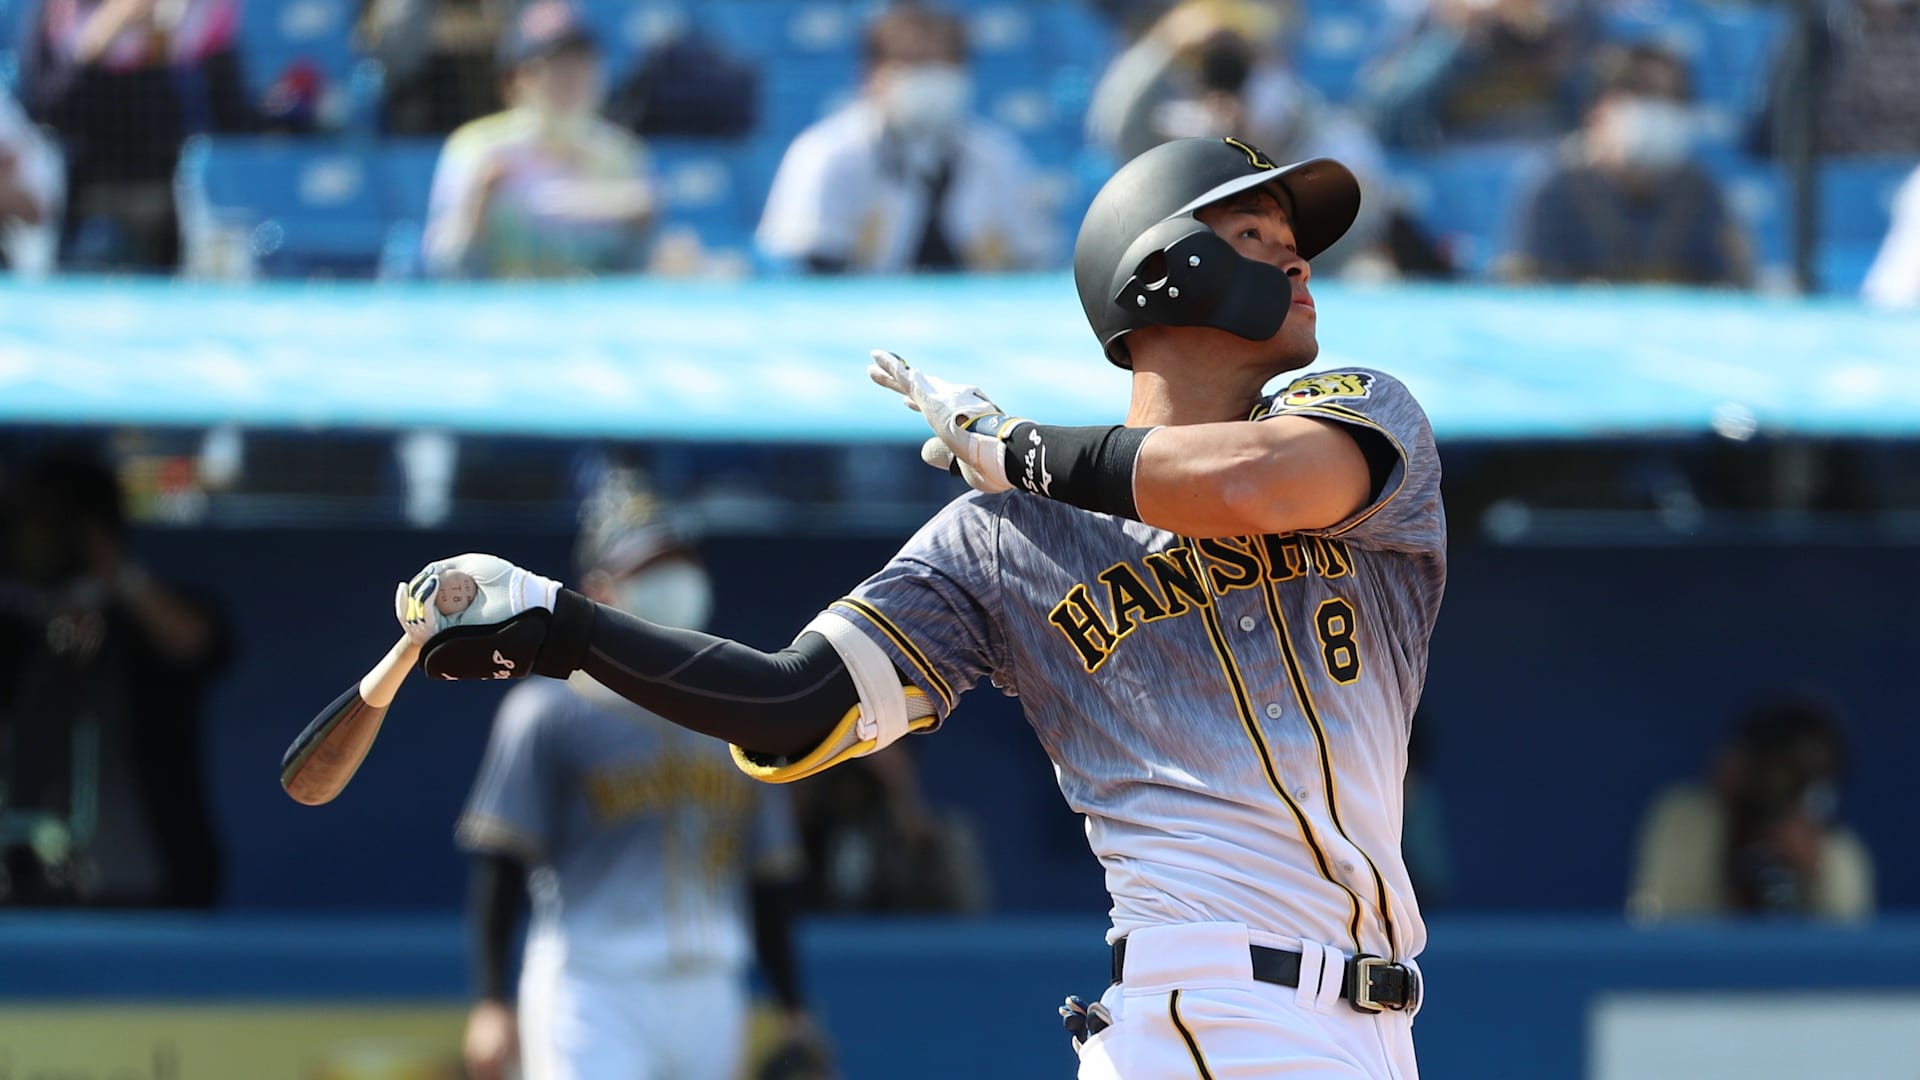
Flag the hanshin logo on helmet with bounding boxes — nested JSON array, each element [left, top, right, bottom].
[[1223, 137, 1277, 170]]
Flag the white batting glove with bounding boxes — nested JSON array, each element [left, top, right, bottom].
[[867, 349, 1021, 494], [394, 553, 562, 648]]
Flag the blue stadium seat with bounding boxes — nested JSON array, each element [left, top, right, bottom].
[[377, 137, 443, 223], [235, 0, 360, 100], [1821, 157, 1915, 250], [1819, 158, 1914, 292], [179, 136, 391, 276], [1388, 144, 1551, 277]]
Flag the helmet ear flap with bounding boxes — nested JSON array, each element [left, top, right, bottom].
[[1108, 216, 1292, 342]]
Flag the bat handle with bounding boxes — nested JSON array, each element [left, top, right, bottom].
[[362, 635, 421, 708]]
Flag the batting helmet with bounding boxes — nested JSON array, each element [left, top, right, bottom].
[[1072, 137, 1361, 368]]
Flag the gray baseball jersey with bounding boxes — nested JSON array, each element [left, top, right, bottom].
[[824, 367, 1443, 961], [458, 675, 801, 972]]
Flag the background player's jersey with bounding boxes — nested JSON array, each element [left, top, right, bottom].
[[826, 368, 1444, 961], [458, 675, 800, 973]]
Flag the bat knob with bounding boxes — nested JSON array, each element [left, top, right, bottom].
[[435, 569, 478, 615]]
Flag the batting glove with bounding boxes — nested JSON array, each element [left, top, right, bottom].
[[867, 349, 1023, 494], [395, 553, 561, 647]]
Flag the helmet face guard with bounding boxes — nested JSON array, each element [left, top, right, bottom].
[[1073, 139, 1361, 368]]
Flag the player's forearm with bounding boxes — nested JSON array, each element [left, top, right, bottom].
[[468, 853, 527, 1002], [567, 598, 857, 759], [1133, 419, 1371, 537]]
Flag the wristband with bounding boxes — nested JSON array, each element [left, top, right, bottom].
[[1001, 423, 1156, 520]]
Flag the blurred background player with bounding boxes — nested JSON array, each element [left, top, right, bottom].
[[1628, 694, 1875, 922], [1504, 42, 1748, 286], [755, 2, 1055, 274], [456, 475, 825, 1080], [422, 0, 655, 279]]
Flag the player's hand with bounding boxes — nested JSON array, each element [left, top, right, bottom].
[[394, 553, 563, 681], [464, 999, 519, 1080], [867, 349, 1019, 494]]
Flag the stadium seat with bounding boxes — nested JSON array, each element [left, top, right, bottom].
[[178, 136, 392, 277], [1819, 157, 1915, 293], [1388, 144, 1552, 277]]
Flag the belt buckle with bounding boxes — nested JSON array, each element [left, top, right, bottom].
[[1348, 955, 1389, 1014]]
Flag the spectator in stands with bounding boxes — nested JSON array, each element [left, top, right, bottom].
[[422, 0, 655, 279], [1504, 44, 1747, 287], [1755, 0, 1920, 158], [756, 3, 1055, 274], [1628, 695, 1874, 922], [20, 0, 254, 271], [1361, 0, 1597, 149], [0, 89, 61, 276], [0, 452, 227, 908], [1862, 163, 1920, 306], [1084, 0, 1393, 275], [358, 0, 508, 135]]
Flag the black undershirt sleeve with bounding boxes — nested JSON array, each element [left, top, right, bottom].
[[469, 852, 527, 1003], [1344, 425, 1399, 504], [549, 597, 861, 759]]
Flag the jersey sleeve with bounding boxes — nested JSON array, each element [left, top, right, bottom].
[[455, 681, 563, 863], [1256, 367, 1443, 555], [827, 492, 1009, 723]]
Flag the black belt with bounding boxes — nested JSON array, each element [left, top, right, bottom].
[[1111, 939, 1420, 1014]]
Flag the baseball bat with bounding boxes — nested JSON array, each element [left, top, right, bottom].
[[279, 634, 420, 805], [279, 569, 478, 805]]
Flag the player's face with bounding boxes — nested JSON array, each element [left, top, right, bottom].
[[1194, 187, 1318, 371]]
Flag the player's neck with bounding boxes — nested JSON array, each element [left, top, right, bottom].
[[1124, 366, 1269, 427]]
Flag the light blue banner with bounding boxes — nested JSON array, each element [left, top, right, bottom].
[[2, 276, 1916, 440]]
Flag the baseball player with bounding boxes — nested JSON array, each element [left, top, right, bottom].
[[396, 136, 1442, 1078], [455, 491, 825, 1080]]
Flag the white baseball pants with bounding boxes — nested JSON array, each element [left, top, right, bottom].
[[1075, 923, 1421, 1080], [517, 945, 748, 1080]]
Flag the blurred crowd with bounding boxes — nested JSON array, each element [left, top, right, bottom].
[[0, 0, 1913, 299]]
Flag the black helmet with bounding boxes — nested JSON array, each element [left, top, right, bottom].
[[1073, 137, 1361, 368]]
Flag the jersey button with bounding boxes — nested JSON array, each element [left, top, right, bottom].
[[1264, 703, 1282, 719], [1238, 616, 1257, 631], [1294, 787, 1310, 801]]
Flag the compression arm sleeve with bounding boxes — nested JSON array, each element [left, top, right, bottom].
[[469, 852, 527, 1003], [542, 593, 925, 774]]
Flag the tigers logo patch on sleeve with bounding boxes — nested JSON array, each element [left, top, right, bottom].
[[1278, 372, 1374, 409]]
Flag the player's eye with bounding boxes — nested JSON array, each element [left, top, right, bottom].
[[1240, 227, 1261, 241]]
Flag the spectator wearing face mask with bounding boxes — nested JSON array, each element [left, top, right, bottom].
[[1362, 0, 1597, 149], [421, 0, 654, 279], [756, 2, 1056, 274], [1628, 695, 1873, 922], [1084, 0, 1395, 275], [1503, 43, 1748, 286]]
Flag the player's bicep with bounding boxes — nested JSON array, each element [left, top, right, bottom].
[[1134, 416, 1372, 538]]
